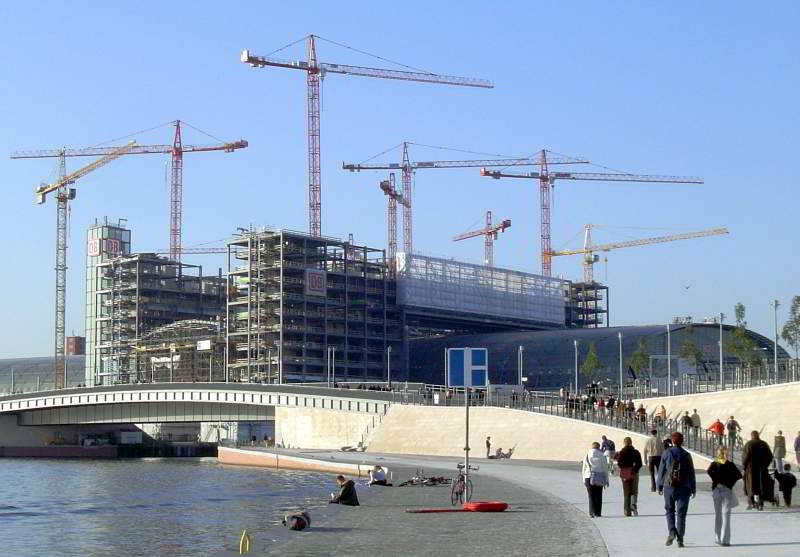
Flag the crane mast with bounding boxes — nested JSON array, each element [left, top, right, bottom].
[[242, 35, 493, 237]]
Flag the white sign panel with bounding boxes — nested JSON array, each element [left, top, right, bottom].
[[305, 269, 327, 297], [196, 339, 212, 351]]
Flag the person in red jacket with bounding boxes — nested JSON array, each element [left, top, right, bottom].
[[708, 419, 725, 445]]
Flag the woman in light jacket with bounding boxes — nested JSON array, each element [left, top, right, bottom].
[[582, 441, 609, 517], [773, 431, 787, 473], [707, 445, 742, 546]]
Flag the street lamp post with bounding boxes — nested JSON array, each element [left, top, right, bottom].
[[387, 345, 392, 387], [617, 332, 623, 398], [573, 340, 579, 395], [719, 312, 725, 390], [518, 345, 524, 386], [772, 300, 780, 382], [666, 324, 672, 396]]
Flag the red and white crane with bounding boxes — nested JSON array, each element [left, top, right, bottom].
[[11, 120, 248, 262], [481, 150, 704, 276], [344, 143, 586, 256], [378, 173, 406, 273], [452, 211, 511, 267], [241, 35, 493, 237]]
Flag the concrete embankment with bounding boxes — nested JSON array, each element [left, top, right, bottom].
[[218, 446, 375, 476]]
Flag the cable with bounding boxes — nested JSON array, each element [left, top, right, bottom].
[[89, 121, 175, 148], [315, 35, 434, 74], [408, 142, 525, 159], [262, 35, 309, 57], [181, 121, 226, 144], [358, 143, 405, 165]]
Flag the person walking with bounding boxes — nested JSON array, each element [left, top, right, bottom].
[[794, 431, 800, 466], [773, 430, 787, 473], [742, 430, 774, 510], [690, 409, 701, 437], [617, 437, 643, 516], [708, 419, 725, 445], [644, 429, 662, 492], [725, 416, 741, 453], [486, 436, 492, 459], [582, 441, 609, 518], [657, 432, 696, 548], [707, 446, 742, 546]]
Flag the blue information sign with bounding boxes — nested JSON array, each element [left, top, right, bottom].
[[446, 347, 488, 387]]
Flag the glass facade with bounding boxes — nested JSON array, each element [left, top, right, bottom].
[[84, 218, 131, 386]]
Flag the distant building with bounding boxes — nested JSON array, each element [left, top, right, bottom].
[[66, 336, 86, 356]]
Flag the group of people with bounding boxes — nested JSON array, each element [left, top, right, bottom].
[[583, 428, 798, 548]]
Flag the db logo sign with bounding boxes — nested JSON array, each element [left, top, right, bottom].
[[106, 239, 121, 256], [305, 270, 327, 296], [88, 239, 101, 257]]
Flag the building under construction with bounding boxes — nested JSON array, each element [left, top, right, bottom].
[[226, 229, 403, 383], [85, 219, 225, 385], [133, 320, 225, 383]]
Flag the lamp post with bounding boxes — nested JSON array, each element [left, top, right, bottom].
[[772, 300, 780, 382], [573, 340, 579, 395], [518, 345, 524, 386], [617, 332, 623, 398], [719, 312, 725, 390], [387, 345, 392, 388], [666, 323, 672, 396]]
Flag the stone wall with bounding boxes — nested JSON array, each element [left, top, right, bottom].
[[275, 406, 378, 450]]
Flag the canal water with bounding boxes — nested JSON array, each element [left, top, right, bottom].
[[0, 458, 333, 556]]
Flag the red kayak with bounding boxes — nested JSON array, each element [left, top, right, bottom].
[[463, 501, 509, 512]]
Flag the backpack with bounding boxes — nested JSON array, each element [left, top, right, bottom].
[[667, 452, 683, 487]]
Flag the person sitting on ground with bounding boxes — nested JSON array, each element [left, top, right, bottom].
[[369, 465, 389, 486], [282, 511, 311, 531], [329, 474, 360, 506], [774, 463, 796, 507]]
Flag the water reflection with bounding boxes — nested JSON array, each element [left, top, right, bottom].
[[0, 458, 333, 556]]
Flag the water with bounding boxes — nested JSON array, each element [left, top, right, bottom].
[[0, 458, 333, 556]]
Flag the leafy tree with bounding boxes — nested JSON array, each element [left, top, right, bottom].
[[679, 339, 703, 369], [581, 342, 600, 382], [629, 338, 650, 379], [727, 302, 762, 367], [781, 296, 800, 359]]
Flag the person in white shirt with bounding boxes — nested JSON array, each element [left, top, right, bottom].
[[582, 441, 609, 517], [643, 429, 662, 492], [369, 465, 388, 486]]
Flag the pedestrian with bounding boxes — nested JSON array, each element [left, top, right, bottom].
[[329, 475, 360, 506], [707, 445, 741, 546], [773, 430, 787, 473], [582, 441, 609, 518], [657, 432, 696, 548], [690, 409, 701, 437], [725, 415, 741, 451], [775, 463, 796, 507], [708, 419, 725, 445], [617, 437, 643, 516], [680, 411, 693, 435], [643, 429, 662, 492], [795, 431, 800, 466], [742, 430, 774, 510], [486, 436, 491, 459], [654, 404, 667, 426]]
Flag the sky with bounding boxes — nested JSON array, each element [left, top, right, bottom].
[[1, 1, 798, 358]]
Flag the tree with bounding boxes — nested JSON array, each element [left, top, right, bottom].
[[781, 296, 800, 359], [581, 342, 600, 382], [629, 338, 650, 379], [679, 339, 703, 369], [727, 302, 762, 367]]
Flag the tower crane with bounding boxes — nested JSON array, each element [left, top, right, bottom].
[[29, 141, 136, 389], [344, 143, 586, 256], [452, 211, 511, 267], [481, 150, 704, 276], [378, 173, 406, 273], [551, 225, 729, 283], [12, 120, 248, 262], [241, 35, 493, 237]]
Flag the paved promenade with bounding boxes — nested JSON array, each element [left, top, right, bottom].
[[220, 450, 800, 556]]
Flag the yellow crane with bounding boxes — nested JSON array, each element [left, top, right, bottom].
[[551, 225, 729, 283], [27, 141, 136, 388]]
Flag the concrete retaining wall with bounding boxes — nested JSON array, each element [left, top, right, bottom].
[[275, 407, 378, 450], [218, 446, 373, 476], [366, 405, 712, 466], [634, 382, 800, 465]]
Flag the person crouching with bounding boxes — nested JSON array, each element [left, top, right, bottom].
[[330, 474, 360, 506]]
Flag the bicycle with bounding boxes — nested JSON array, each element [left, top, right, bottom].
[[451, 462, 477, 505]]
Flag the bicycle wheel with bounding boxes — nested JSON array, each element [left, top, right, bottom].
[[464, 478, 473, 502], [451, 479, 463, 506]]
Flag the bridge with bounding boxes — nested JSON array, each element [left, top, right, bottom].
[[0, 383, 393, 426]]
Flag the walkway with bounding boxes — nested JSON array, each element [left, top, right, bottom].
[[245, 450, 800, 556]]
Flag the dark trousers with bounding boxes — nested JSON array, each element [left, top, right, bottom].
[[622, 474, 639, 516], [648, 456, 661, 491], [584, 479, 603, 517], [663, 486, 691, 541], [783, 488, 792, 507]]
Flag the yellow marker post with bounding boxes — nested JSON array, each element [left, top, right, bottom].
[[239, 529, 251, 554]]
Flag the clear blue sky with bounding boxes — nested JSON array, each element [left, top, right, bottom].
[[1, 2, 797, 357]]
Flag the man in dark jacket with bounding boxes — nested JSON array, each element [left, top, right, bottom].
[[657, 432, 696, 548], [617, 437, 643, 516], [330, 475, 360, 506], [742, 430, 773, 510]]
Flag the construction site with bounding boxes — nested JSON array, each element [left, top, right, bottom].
[[9, 35, 731, 388]]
